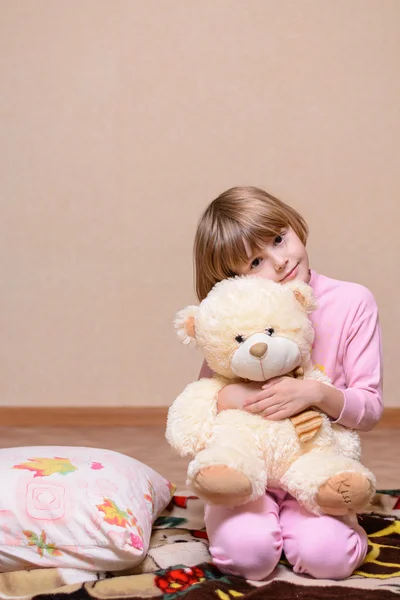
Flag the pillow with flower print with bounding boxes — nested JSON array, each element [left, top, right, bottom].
[[0, 446, 174, 572]]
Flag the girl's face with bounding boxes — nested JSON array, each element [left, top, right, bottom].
[[236, 227, 310, 284]]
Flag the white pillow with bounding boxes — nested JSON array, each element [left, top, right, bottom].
[[0, 446, 174, 572]]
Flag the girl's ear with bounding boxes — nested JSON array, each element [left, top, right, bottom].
[[284, 280, 317, 314], [174, 306, 199, 347]]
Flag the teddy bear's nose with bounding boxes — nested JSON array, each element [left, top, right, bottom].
[[249, 342, 268, 359]]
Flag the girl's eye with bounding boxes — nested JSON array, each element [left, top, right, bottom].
[[235, 335, 245, 343], [274, 234, 283, 246], [250, 257, 262, 269], [266, 328, 274, 336]]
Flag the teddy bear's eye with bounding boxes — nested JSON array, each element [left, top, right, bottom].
[[266, 328, 274, 336], [235, 335, 245, 343]]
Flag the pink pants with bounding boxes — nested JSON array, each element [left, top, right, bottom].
[[205, 489, 368, 581]]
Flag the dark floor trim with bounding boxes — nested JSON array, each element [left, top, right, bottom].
[[0, 407, 398, 427]]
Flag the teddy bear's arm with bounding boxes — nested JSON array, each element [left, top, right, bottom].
[[165, 377, 226, 457], [290, 410, 324, 443], [289, 366, 333, 443]]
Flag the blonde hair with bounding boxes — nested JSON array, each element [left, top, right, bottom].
[[194, 186, 308, 301]]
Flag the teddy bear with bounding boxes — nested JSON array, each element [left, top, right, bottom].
[[166, 276, 375, 516]]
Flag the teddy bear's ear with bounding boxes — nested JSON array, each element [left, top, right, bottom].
[[174, 306, 199, 347], [284, 281, 317, 314]]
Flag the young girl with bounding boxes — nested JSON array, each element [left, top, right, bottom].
[[194, 186, 383, 581]]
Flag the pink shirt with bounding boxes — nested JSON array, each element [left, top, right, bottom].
[[199, 271, 383, 432], [309, 270, 383, 431]]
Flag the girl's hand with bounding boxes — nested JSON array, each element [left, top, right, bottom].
[[243, 377, 323, 420], [217, 381, 265, 413]]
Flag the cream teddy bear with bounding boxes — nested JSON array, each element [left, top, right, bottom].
[[166, 276, 375, 516]]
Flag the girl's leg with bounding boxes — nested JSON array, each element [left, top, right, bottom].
[[280, 495, 368, 579], [204, 492, 283, 580]]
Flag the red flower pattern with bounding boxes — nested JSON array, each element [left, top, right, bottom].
[[155, 566, 205, 594]]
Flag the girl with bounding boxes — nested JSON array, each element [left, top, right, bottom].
[[194, 186, 383, 581]]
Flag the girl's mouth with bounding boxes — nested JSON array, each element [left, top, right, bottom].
[[281, 263, 299, 282]]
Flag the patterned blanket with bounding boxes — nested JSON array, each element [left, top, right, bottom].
[[0, 491, 399, 600]]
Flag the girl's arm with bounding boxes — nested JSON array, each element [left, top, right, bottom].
[[244, 296, 383, 430], [326, 296, 383, 432], [198, 360, 213, 379], [199, 360, 262, 411]]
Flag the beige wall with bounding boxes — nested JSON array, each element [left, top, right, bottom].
[[0, 0, 399, 407]]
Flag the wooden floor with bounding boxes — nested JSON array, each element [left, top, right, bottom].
[[0, 425, 398, 491]]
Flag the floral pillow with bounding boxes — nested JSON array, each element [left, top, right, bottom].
[[0, 446, 175, 572]]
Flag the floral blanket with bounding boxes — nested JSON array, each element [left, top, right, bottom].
[[0, 491, 399, 599]]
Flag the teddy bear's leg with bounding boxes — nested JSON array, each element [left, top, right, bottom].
[[280, 451, 375, 516], [190, 459, 253, 506], [316, 471, 374, 516], [187, 411, 267, 506], [188, 446, 266, 506]]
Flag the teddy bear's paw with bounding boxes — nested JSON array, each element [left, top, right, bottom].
[[192, 465, 253, 506], [290, 409, 324, 443], [316, 471, 374, 516]]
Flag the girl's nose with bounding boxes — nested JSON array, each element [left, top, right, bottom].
[[274, 257, 288, 272]]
